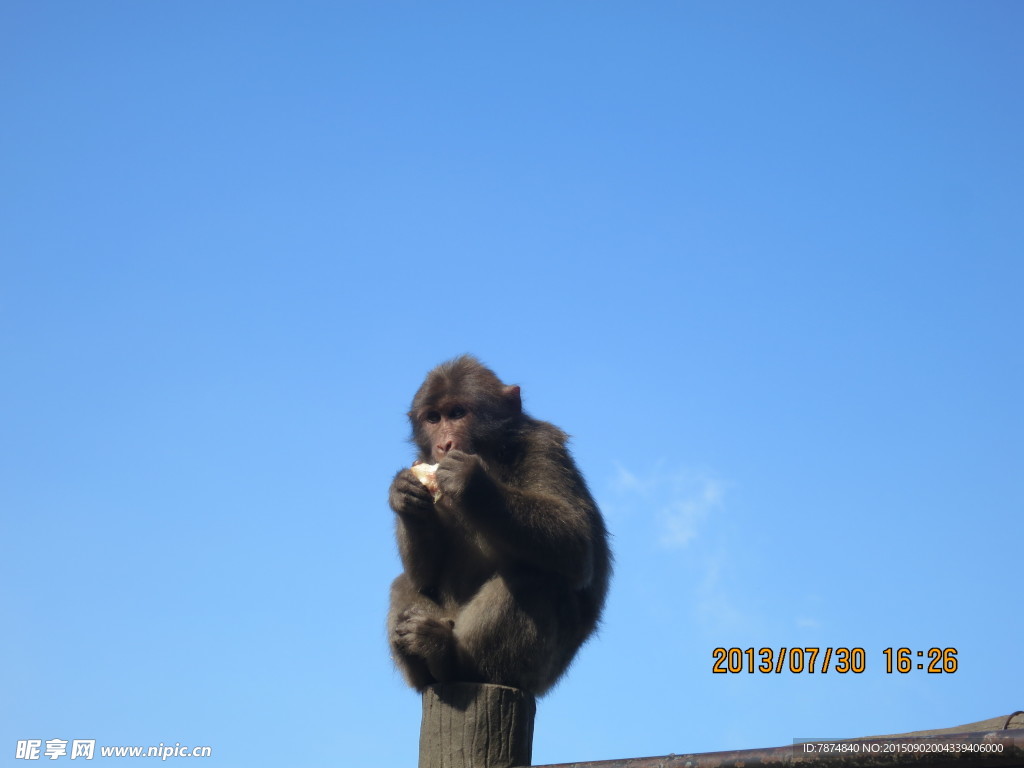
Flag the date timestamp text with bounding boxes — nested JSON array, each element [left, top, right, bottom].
[[711, 647, 958, 674]]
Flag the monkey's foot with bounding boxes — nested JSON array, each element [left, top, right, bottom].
[[392, 607, 455, 661]]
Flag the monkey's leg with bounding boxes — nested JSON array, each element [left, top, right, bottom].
[[454, 574, 566, 695]]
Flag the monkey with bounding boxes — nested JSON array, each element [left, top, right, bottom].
[[387, 355, 611, 697]]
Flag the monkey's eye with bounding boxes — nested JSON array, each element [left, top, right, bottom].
[[424, 411, 441, 424], [449, 405, 467, 419]]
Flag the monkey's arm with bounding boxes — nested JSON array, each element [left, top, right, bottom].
[[389, 469, 447, 588], [481, 483, 597, 589], [438, 449, 598, 589], [396, 517, 450, 588]]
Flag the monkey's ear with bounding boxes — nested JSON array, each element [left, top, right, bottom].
[[503, 385, 522, 413]]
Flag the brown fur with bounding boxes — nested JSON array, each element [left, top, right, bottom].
[[387, 356, 611, 695]]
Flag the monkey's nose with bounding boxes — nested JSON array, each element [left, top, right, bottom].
[[437, 440, 453, 456]]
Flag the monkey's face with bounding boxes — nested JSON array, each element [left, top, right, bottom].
[[408, 359, 523, 463], [415, 402, 475, 463]]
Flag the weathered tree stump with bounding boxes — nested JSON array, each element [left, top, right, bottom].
[[419, 682, 537, 768]]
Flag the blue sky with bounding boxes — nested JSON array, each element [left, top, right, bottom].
[[2, 2, 1021, 766]]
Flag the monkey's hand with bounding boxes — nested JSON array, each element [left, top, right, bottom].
[[436, 450, 488, 503], [389, 468, 437, 518]]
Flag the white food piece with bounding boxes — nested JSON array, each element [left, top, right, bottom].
[[411, 463, 442, 502]]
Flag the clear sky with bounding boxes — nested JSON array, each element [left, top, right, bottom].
[[2, 2, 1021, 766]]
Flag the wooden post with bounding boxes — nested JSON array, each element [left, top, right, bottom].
[[419, 682, 536, 768]]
